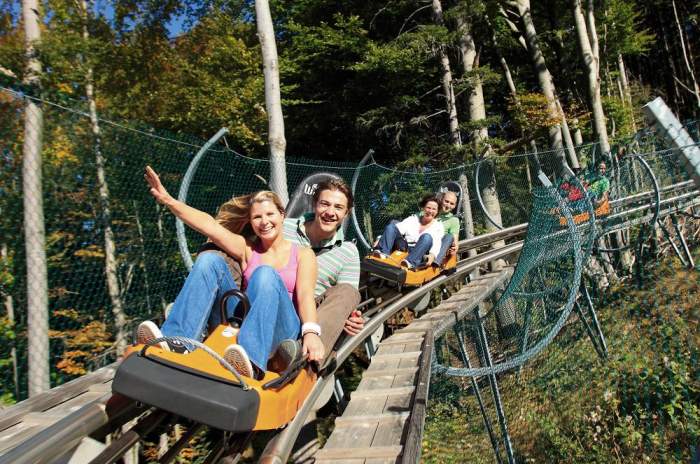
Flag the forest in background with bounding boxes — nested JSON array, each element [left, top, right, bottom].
[[1, 0, 698, 165], [0, 0, 699, 402]]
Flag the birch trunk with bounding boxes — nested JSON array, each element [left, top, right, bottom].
[[617, 53, 632, 106], [22, 0, 49, 396], [513, 0, 568, 174], [255, 0, 289, 204], [572, 119, 583, 146], [81, 0, 126, 355], [617, 54, 638, 133], [573, 0, 611, 155], [432, 0, 461, 146], [557, 99, 580, 169], [1, 244, 19, 400], [457, 14, 505, 269]]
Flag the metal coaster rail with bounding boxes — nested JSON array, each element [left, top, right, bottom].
[[0, 179, 696, 464]]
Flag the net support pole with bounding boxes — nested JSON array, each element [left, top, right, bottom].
[[671, 214, 695, 269], [350, 149, 374, 252], [474, 308, 515, 464], [659, 220, 688, 267], [176, 128, 229, 271], [517, 300, 533, 375], [642, 97, 700, 189], [579, 281, 608, 359], [574, 302, 605, 361], [454, 322, 503, 464]]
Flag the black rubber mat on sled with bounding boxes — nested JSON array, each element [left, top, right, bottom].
[[361, 258, 407, 284], [113, 354, 260, 432]]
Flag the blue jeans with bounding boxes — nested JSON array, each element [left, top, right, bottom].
[[376, 221, 434, 267], [162, 253, 300, 371], [435, 234, 454, 266], [237, 266, 300, 370]]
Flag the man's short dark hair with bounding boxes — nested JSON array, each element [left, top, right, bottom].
[[419, 194, 440, 208], [313, 178, 354, 209]]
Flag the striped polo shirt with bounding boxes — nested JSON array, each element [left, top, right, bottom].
[[283, 213, 360, 296]]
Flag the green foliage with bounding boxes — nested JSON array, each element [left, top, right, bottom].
[[508, 93, 562, 139], [603, 96, 636, 138], [423, 251, 700, 463]]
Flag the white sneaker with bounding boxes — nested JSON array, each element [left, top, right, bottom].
[[401, 259, 414, 270], [136, 320, 169, 351], [223, 344, 254, 378], [371, 250, 389, 259]]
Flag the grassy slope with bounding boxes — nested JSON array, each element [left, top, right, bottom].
[[423, 251, 699, 463]]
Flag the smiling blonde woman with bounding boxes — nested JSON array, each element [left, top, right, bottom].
[[137, 166, 323, 380]]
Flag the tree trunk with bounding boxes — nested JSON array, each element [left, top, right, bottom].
[[133, 201, 153, 312], [572, 119, 583, 146], [557, 99, 580, 169], [573, 0, 611, 155], [22, 0, 49, 397], [513, 0, 568, 174], [432, 0, 461, 146], [1, 244, 19, 400], [255, 0, 289, 204], [671, 0, 700, 108], [660, 21, 682, 112], [81, 0, 127, 355], [617, 54, 638, 133], [498, 52, 518, 99], [617, 53, 632, 106], [457, 14, 505, 269]]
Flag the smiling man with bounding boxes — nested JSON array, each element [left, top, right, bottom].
[[283, 178, 363, 357], [136, 178, 363, 364], [435, 191, 460, 265]]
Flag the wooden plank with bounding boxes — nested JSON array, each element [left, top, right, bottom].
[[381, 332, 423, 343], [390, 373, 417, 388], [315, 446, 402, 460], [395, 327, 428, 334], [357, 375, 399, 391], [382, 394, 412, 413], [370, 420, 406, 448], [375, 342, 421, 355], [322, 421, 377, 449], [343, 395, 388, 417], [363, 367, 418, 378], [400, 329, 433, 464], [334, 412, 409, 428], [370, 351, 421, 360], [351, 387, 415, 399], [366, 358, 402, 372]]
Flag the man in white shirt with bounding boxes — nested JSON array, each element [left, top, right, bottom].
[[372, 194, 444, 269]]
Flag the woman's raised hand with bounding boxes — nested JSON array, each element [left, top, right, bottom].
[[144, 166, 174, 206]]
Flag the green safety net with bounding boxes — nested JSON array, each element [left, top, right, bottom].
[[425, 127, 700, 462], [1, 83, 698, 461], [0, 85, 512, 399]]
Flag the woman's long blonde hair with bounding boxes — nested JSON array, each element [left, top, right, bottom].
[[215, 191, 286, 239]]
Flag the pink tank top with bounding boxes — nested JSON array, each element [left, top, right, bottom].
[[243, 243, 299, 302]]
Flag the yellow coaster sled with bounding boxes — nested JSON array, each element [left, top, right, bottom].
[[112, 290, 316, 432], [362, 249, 457, 287], [559, 197, 611, 226]]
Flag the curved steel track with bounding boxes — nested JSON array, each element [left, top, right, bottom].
[[0, 181, 697, 464]]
